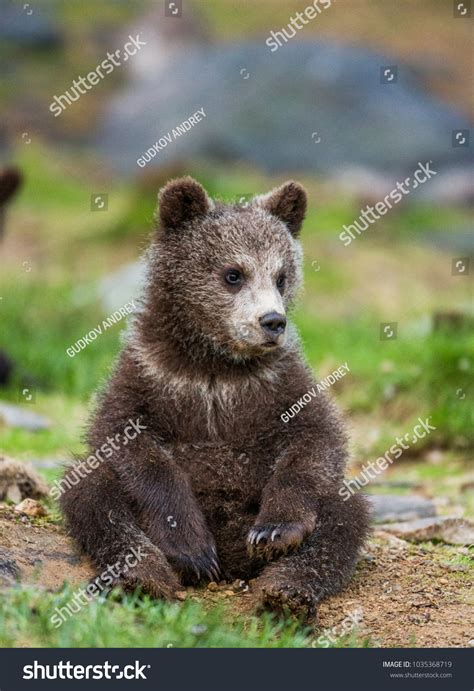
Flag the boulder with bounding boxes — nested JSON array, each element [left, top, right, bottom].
[[377, 517, 474, 546], [14, 498, 48, 518], [98, 37, 472, 183], [368, 494, 437, 523], [0, 402, 50, 431]]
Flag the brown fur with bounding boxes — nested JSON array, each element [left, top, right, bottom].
[[0, 167, 23, 384], [60, 178, 369, 618], [0, 167, 22, 208]]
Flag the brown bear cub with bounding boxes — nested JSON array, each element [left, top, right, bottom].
[[61, 177, 369, 617]]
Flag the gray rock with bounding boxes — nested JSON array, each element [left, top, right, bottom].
[[98, 37, 472, 181], [0, 401, 50, 431], [419, 166, 474, 205], [421, 227, 474, 254], [368, 494, 437, 523], [28, 458, 64, 470], [377, 517, 474, 546], [0, 0, 62, 49], [0, 549, 20, 585]]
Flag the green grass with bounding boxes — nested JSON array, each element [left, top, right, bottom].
[[0, 586, 316, 648], [294, 310, 473, 450]]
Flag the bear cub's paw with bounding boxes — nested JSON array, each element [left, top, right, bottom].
[[150, 513, 220, 585], [247, 521, 307, 561], [113, 557, 181, 600], [254, 580, 318, 621], [166, 543, 220, 586]]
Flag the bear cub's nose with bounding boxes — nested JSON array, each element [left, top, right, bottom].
[[259, 312, 287, 339]]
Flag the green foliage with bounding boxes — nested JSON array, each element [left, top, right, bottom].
[[0, 273, 118, 401], [295, 311, 473, 450], [0, 586, 314, 649]]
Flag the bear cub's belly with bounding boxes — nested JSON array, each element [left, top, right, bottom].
[[167, 441, 271, 518]]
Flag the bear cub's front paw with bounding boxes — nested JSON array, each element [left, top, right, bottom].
[[167, 543, 220, 585], [247, 522, 307, 560], [149, 512, 220, 585]]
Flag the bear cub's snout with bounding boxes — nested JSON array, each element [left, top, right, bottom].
[[259, 312, 287, 342]]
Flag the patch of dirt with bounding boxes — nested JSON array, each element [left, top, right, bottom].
[[191, 537, 473, 648], [316, 537, 472, 647], [0, 505, 471, 647], [0, 506, 92, 590]]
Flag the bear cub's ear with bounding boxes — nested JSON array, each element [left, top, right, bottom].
[[157, 177, 213, 232], [254, 181, 307, 238]]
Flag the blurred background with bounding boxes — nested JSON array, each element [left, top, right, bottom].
[[0, 0, 472, 522]]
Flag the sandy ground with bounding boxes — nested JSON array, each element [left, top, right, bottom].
[[1, 506, 471, 648]]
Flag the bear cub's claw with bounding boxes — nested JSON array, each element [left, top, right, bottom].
[[247, 522, 307, 560], [168, 546, 220, 585]]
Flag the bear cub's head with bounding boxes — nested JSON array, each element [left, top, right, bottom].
[[143, 177, 307, 362]]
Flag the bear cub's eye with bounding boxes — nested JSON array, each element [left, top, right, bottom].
[[224, 269, 243, 286], [276, 274, 286, 292]]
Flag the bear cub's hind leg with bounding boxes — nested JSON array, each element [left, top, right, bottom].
[[250, 493, 369, 620]]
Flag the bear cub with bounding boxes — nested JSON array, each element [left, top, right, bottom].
[[61, 177, 369, 617]]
